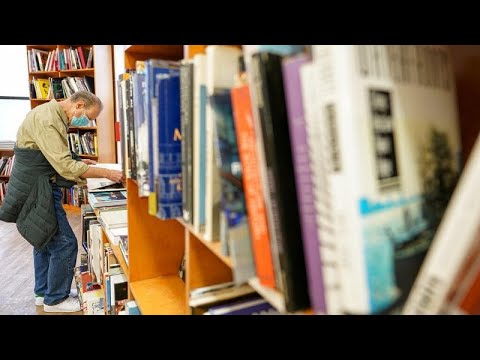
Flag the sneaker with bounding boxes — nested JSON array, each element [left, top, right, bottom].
[[35, 289, 79, 306], [44, 297, 81, 313]]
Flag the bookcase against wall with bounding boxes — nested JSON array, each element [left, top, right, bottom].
[[26, 45, 116, 163]]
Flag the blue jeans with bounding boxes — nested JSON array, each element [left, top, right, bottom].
[[33, 184, 78, 306]]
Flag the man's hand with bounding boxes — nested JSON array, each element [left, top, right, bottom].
[[82, 159, 97, 165], [106, 169, 125, 183]]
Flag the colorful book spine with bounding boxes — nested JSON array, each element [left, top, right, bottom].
[[282, 53, 327, 314], [155, 70, 183, 219], [231, 84, 276, 288]]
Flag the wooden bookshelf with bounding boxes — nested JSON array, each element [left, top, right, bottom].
[[68, 126, 97, 131], [124, 45, 183, 70], [0, 148, 14, 183], [78, 154, 98, 159], [130, 276, 186, 315], [178, 218, 232, 269], [101, 228, 128, 276], [115, 45, 480, 316], [26, 45, 116, 164]]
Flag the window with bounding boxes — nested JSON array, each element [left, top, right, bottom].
[[0, 45, 30, 142]]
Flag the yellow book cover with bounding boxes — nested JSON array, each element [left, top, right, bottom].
[[148, 192, 157, 216], [94, 135, 98, 156], [37, 78, 50, 99]]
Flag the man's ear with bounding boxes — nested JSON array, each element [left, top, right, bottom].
[[76, 101, 85, 109]]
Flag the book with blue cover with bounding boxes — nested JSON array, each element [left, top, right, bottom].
[[154, 70, 183, 219]]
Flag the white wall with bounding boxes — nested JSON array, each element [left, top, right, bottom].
[[0, 45, 31, 141]]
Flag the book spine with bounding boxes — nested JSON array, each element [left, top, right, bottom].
[[282, 54, 327, 314], [180, 61, 194, 223], [231, 84, 276, 288], [192, 55, 207, 233], [251, 52, 309, 312], [156, 70, 183, 219]]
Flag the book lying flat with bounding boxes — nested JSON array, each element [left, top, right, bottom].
[[86, 163, 123, 190], [88, 190, 127, 208]]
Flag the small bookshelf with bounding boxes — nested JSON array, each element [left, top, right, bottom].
[[26, 45, 116, 163]]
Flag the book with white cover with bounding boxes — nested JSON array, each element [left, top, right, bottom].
[[192, 54, 207, 234], [404, 134, 480, 314], [86, 163, 123, 191], [204, 46, 242, 242], [311, 45, 461, 314]]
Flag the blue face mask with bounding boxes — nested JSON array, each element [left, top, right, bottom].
[[71, 109, 90, 127]]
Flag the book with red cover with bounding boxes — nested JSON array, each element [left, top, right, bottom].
[[231, 84, 276, 288]]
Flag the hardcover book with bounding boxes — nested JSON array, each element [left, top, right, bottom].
[[310, 45, 461, 314]]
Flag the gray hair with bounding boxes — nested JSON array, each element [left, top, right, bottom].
[[70, 90, 103, 111]]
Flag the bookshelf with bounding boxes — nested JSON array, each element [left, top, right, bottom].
[[0, 148, 14, 181], [112, 45, 480, 316], [119, 45, 237, 315], [26, 45, 116, 163]]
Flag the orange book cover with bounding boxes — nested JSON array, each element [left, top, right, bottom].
[[231, 84, 276, 288]]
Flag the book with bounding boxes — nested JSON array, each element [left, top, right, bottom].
[[210, 89, 256, 285], [404, 132, 480, 315], [250, 52, 310, 312], [155, 69, 183, 219], [192, 54, 208, 234], [189, 282, 255, 308], [204, 45, 242, 242], [231, 83, 276, 289], [88, 190, 127, 208], [205, 296, 278, 315], [283, 53, 328, 314], [180, 60, 194, 223], [310, 45, 461, 314], [86, 163, 123, 191]]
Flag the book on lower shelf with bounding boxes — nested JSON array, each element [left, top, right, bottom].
[[88, 189, 127, 208]]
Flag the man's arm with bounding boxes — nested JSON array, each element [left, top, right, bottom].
[[80, 166, 124, 183]]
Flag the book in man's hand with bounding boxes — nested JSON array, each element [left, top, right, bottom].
[[87, 163, 125, 191]]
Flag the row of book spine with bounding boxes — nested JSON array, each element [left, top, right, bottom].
[[30, 76, 94, 100], [28, 46, 93, 72], [0, 181, 7, 204], [61, 185, 88, 207], [0, 155, 14, 176], [67, 131, 97, 157], [117, 45, 473, 315]]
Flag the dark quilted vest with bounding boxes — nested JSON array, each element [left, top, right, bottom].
[[0, 147, 75, 249]]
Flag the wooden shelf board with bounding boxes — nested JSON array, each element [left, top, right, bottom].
[[27, 45, 57, 51], [79, 154, 98, 159], [68, 126, 97, 131], [124, 45, 183, 69], [29, 71, 59, 76], [178, 219, 232, 269], [60, 68, 95, 74], [248, 277, 286, 313], [0, 175, 10, 180], [130, 276, 186, 315]]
